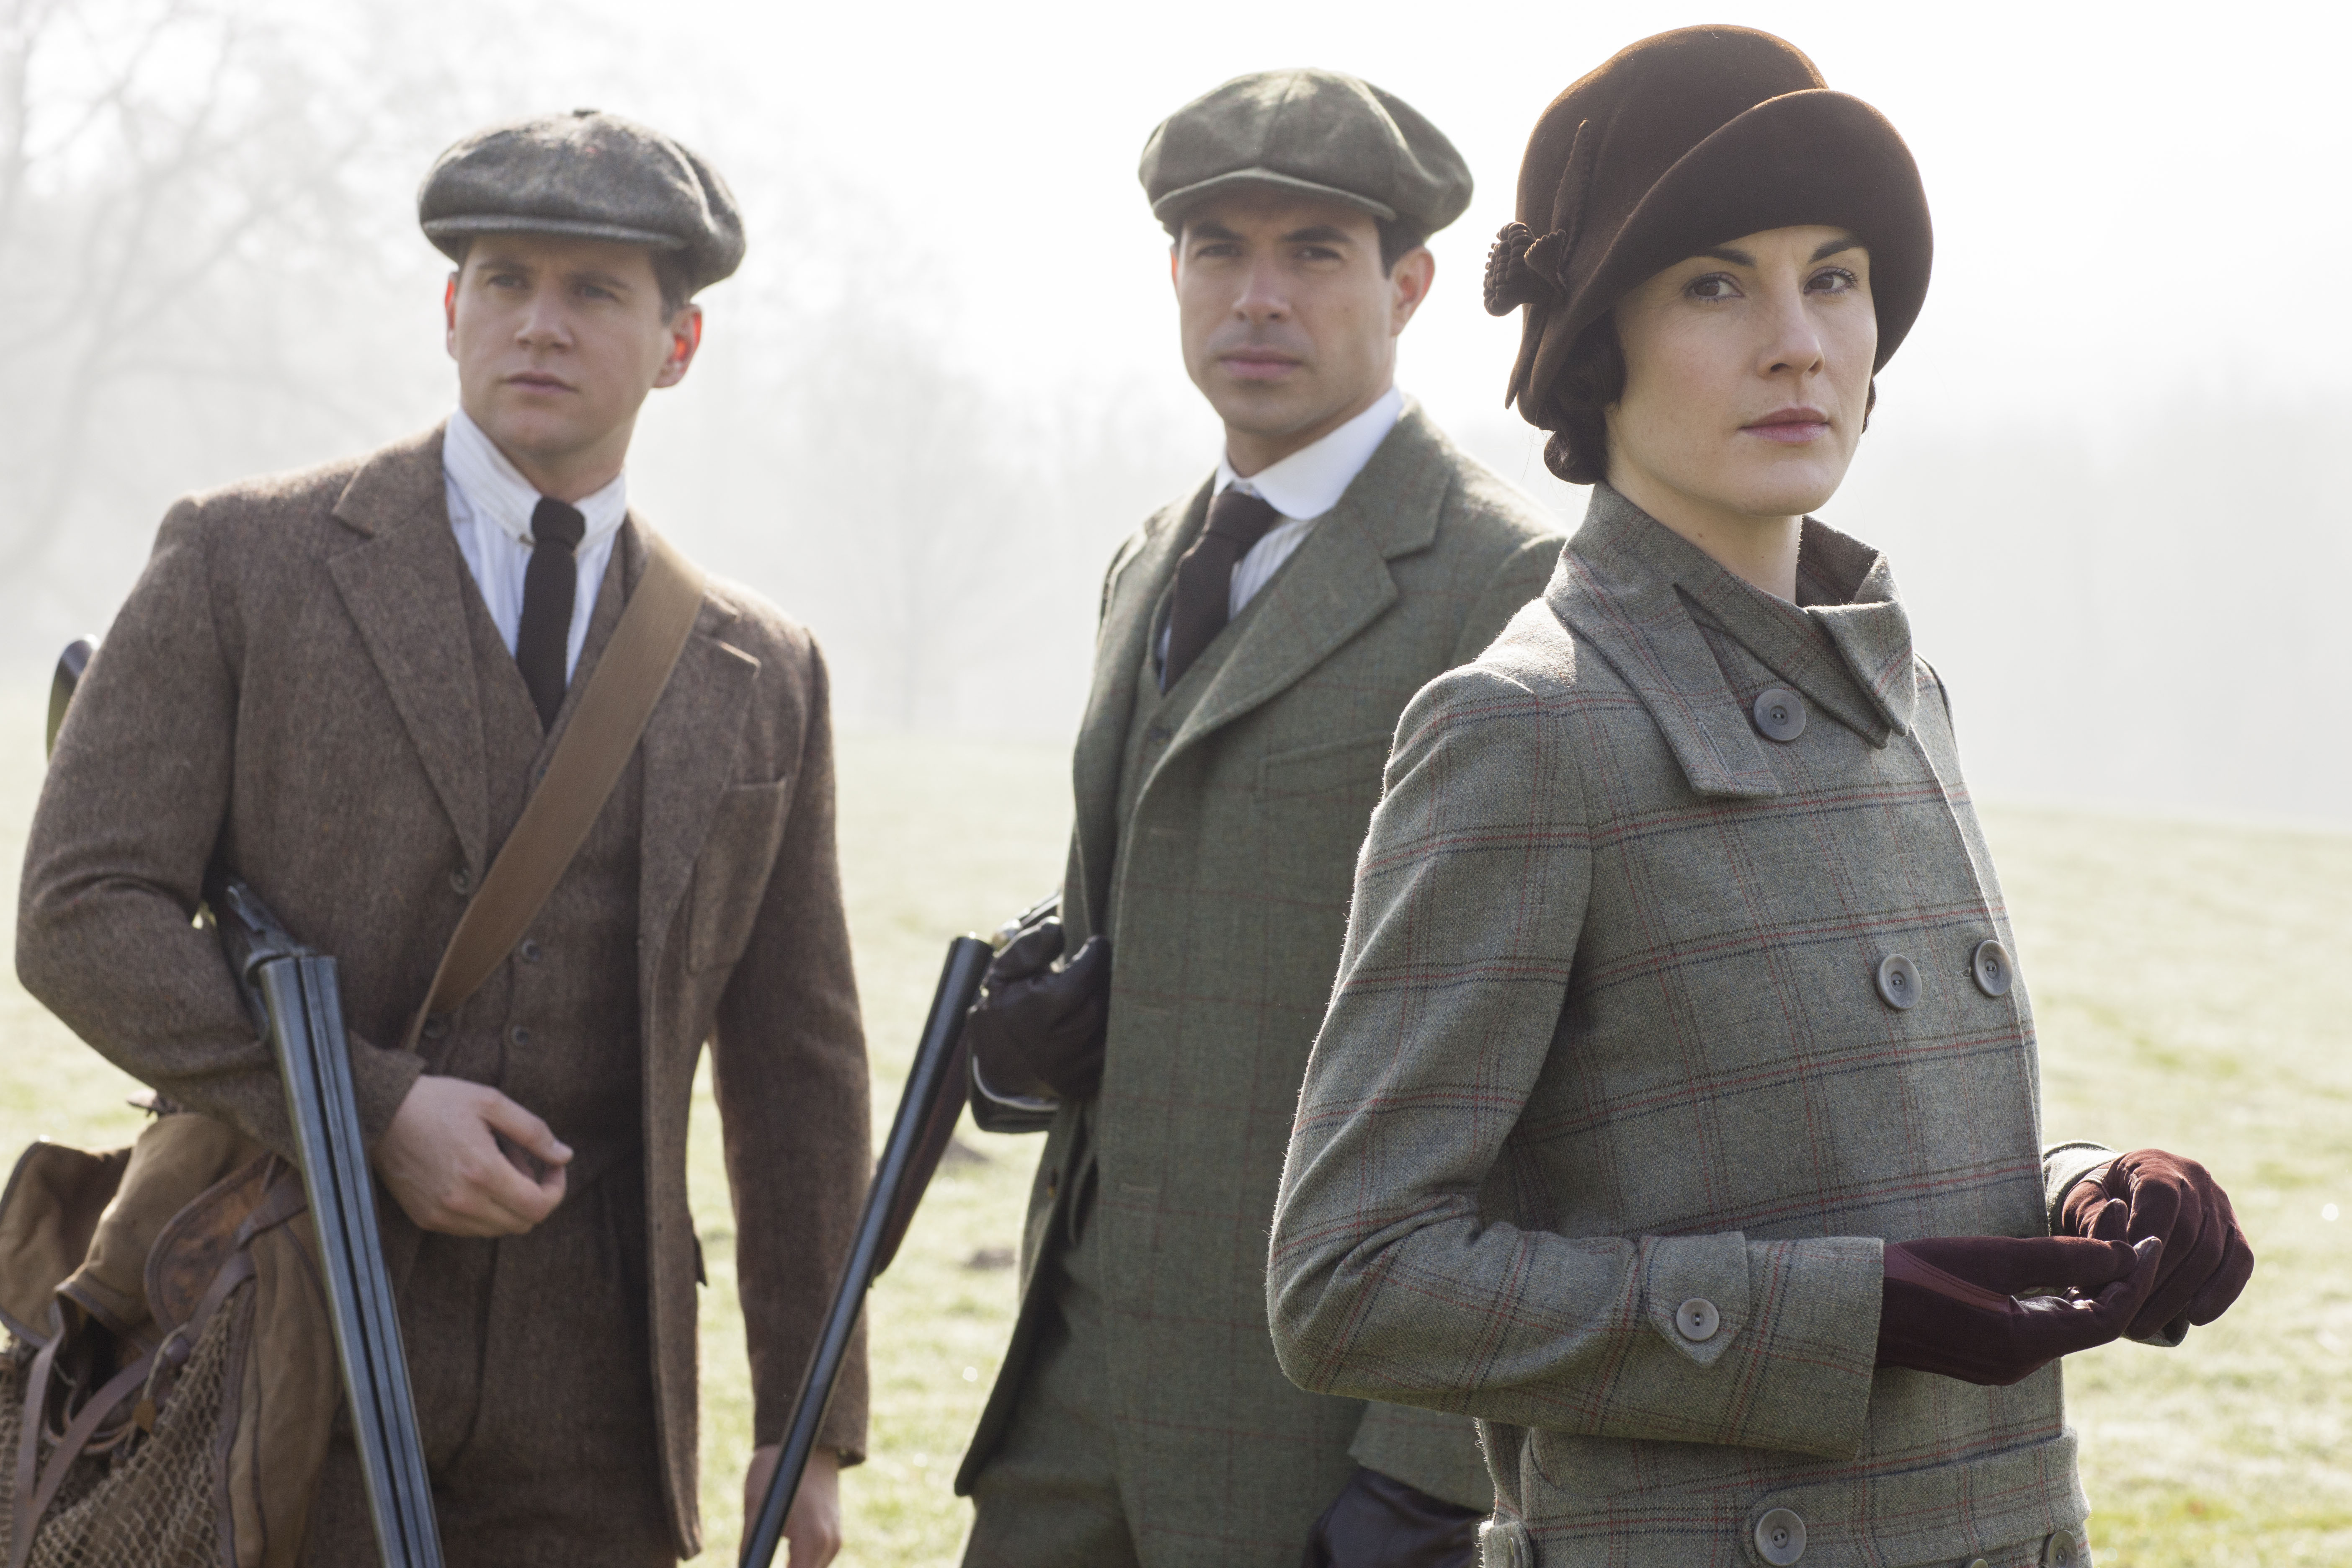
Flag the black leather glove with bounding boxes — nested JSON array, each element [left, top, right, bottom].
[[963, 919, 1111, 1103], [1301, 1466, 1480, 1568], [2059, 1148, 2255, 1340], [1876, 1234, 2160, 1385]]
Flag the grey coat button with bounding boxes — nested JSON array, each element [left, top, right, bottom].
[[520, 939, 544, 964], [1970, 939, 2012, 997], [1674, 1298, 1720, 1341], [509, 1025, 531, 1047], [420, 1014, 449, 1042], [1753, 688, 1807, 742], [1966, 1559, 1989, 1568], [1754, 1507, 1806, 1565], [1876, 953, 1921, 1009], [450, 866, 473, 896], [2042, 1530, 2084, 1568]]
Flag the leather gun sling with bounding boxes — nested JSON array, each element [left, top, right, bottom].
[[401, 531, 707, 1052]]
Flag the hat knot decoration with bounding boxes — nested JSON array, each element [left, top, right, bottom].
[[1483, 222, 1558, 315]]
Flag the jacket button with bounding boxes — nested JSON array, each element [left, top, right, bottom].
[[1674, 1298, 1719, 1341], [1970, 939, 2012, 997], [2043, 1530, 2084, 1568], [1966, 1559, 1990, 1568], [420, 1014, 449, 1042], [1876, 953, 1921, 1010], [509, 1025, 531, 1047], [1754, 1507, 1806, 1565], [520, 939, 544, 964], [1752, 688, 1806, 742], [450, 866, 473, 896]]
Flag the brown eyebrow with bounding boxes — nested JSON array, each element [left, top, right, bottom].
[[1282, 224, 1353, 245], [1189, 222, 1243, 243], [1697, 234, 1864, 268]]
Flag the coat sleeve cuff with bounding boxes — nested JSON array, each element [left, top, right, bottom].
[[348, 1033, 426, 1153], [1347, 1402, 1494, 1512], [1660, 1235, 1884, 1459], [2042, 1141, 2118, 1230]]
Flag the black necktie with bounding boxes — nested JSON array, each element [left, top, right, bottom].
[[1162, 487, 1281, 691], [516, 497, 586, 730]]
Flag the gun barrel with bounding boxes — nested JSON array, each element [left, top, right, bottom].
[[741, 934, 993, 1568]]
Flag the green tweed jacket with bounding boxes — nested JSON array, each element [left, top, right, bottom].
[[957, 404, 1561, 1557], [1269, 486, 2115, 1568]]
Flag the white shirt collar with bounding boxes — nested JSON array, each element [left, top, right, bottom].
[[1213, 386, 1403, 522], [443, 406, 629, 546]]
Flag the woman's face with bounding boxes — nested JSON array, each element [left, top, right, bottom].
[[1605, 224, 1876, 522]]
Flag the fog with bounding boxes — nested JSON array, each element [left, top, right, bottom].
[[5, 0, 2346, 823]]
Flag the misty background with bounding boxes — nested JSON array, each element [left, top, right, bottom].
[[4, 0, 2346, 823]]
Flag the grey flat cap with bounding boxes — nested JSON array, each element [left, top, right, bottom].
[[419, 109, 745, 294], [1140, 70, 1472, 238]]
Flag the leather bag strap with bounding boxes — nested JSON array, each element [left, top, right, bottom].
[[402, 529, 707, 1053]]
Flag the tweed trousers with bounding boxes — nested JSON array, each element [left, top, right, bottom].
[[1270, 487, 2101, 1567]]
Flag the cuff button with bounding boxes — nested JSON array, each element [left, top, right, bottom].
[[1674, 1297, 1720, 1341], [1755, 1507, 1806, 1565]]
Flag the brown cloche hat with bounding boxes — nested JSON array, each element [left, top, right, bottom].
[[419, 109, 745, 294], [1488, 26, 1930, 421], [1141, 69, 1473, 240]]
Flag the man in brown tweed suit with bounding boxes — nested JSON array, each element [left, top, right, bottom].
[[1269, 28, 2253, 1568], [17, 113, 864, 1567], [952, 71, 1561, 1568]]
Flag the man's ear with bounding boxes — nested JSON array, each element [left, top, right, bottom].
[[444, 273, 459, 358], [653, 304, 704, 390], [1390, 247, 1436, 334]]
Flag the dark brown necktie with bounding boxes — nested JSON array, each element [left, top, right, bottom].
[[516, 497, 586, 730], [1162, 487, 1281, 691]]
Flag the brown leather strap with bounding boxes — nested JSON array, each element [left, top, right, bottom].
[[8, 1346, 155, 1568], [403, 531, 707, 1051]]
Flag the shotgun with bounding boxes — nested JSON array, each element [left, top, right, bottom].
[[49, 639, 444, 1568], [740, 933, 993, 1568]]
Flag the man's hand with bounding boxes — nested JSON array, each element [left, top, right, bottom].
[[2060, 1148, 2255, 1340], [1877, 1234, 2161, 1385], [373, 1075, 570, 1236], [743, 1444, 841, 1568], [964, 919, 1112, 1103]]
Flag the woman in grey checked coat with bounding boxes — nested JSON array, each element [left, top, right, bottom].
[[1266, 26, 2254, 1568]]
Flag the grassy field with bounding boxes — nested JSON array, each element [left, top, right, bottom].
[[0, 695, 2344, 1565]]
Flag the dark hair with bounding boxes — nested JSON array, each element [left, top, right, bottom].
[[1374, 219, 1426, 275], [1538, 313, 1877, 487], [450, 237, 695, 317]]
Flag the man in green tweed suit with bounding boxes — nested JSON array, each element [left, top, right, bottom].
[[1269, 28, 2253, 1568], [952, 70, 1561, 1568]]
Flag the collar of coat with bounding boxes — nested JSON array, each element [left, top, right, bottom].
[[1548, 483, 1918, 800]]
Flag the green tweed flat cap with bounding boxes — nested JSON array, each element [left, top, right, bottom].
[[418, 109, 745, 294], [1140, 69, 1472, 239]]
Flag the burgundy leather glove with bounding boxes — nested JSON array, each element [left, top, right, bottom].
[[1876, 1234, 2161, 1385], [1301, 1467, 1480, 1568], [2060, 1148, 2255, 1341], [962, 919, 1111, 1103]]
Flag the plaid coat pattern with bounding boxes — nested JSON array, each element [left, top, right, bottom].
[[957, 405, 1562, 1555], [1269, 487, 2099, 1567]]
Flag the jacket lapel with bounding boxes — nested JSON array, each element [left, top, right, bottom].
[[631, 521, 757, 990], [1069, 484, 1207, 936], [1156, 403, 1452, 776], [326, 426, 493, 872], [1549, 488, 1782, 800]]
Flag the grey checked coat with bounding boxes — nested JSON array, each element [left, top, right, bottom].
[[957, 405, 1561, 1554], [1269, 487, 2114, 1568]]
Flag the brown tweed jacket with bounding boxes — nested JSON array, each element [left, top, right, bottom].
[[957, 405, 1562, 1551], [15, 428, 869, 1555], [1270, 486, 2104, 1567]]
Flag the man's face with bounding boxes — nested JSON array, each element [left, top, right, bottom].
[[1172, 191, 1431, 467], [444, 233, 700, 478], [1604, 224, 1877, 521]]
